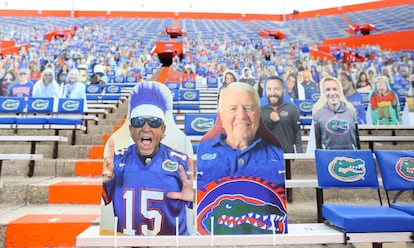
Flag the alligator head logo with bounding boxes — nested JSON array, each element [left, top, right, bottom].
[[1, 99, 22, 111], [31, 99, 51, 111], [182, 91, 197, 100], [106, 85, 120, 93], [396, 157, 414, 181], [197, 178, 287, 235], [183, 82, 195, 89], [328, 157, 365, 182], [199, 195, 286, 235], [326, 118, 349, 135], [62, 100, 81, 112], [88, 85, 101, 93], [191, 117, 214, 133], [299, 101, 313, 114]]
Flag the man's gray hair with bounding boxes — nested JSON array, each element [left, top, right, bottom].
[[218, 82, 260, 111]]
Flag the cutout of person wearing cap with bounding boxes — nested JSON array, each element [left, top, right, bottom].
[[102, 81, 194, 236], [8, 68, 33, 97]]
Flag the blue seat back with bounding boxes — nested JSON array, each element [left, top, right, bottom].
[[0, 97, 26, 113], [206, 77, 218, 88], [180, 89, 199, 101], [125, 75, 137, 83], [114, 76, 124, 83], [375, 150, 414, 191], [105, 84, 122, 94], [294, 99, 316, 116], [170, 89, 180, 102], [184, 113, 216, 135], [26, 97, 54, 113], [85, 84, 102, 94], [182, 81, 196, 89], [57, 98, 84, 114], [315, 149, 379, 189]]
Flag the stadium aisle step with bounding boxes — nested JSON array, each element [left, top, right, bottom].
[[88, 145, 105, 159], [5, 214, 99, 247], [48, 180, 102, 204], [75, 159, 103, 177]]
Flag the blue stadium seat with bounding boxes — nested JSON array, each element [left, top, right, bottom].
[[15, 97, 54, 125], [47, 98, 84, 125], [375, 150, 414, 216], [315, 149, 414, 233]]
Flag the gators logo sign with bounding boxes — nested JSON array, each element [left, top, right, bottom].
[[61, 100, 81, 112], [325, 118, 349, 135], [31, 99, 51, 111], [328, 157, 365, 182], [181, 91, 197, 101], [396, 157, 414, 181], [1, 99, 21, 111], [106, 85, 120, 93], [197, 177, 287, 235], [191, 117, 214, 133], [87, 85, 101, 93], [183, 81, 195, 89], [298, 101, 313, 114]]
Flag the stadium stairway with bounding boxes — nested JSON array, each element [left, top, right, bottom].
[[0, 98, 128, 247]]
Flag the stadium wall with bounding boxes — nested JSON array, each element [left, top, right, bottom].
[[0, 0, 411, 20], [0, 0, 412, 50]]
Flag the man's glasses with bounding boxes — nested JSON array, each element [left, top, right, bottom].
[[131, 117, 163, 128]]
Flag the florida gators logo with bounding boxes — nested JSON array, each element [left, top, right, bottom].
[[162, 159, 178, 172], [88, 85, 101, 93], [183, 81, 195, 89], [1, 99, 21, 111], [298, 101, 313, 113], [328, 157, 365, 182], [325, 118, 349, 135], [106, 85, 120, 93], [127, 76, 136, 83], [31, 99, 50, 111], [182, 91, 197, 100], [396, 157, 414, 181], [191, 117, 214, 133], [197, 177, 287, 235], [62, 100, 81, 111]]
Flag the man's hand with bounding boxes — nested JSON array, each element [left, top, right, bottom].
[[167, 158, 195, 202], [103, 139, 115, 183], [270, 111, 280, 123]]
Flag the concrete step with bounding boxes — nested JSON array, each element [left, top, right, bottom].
[[0, 203, 100, 248], [0, 176, 102, 205], [75, 159, 104, 177]]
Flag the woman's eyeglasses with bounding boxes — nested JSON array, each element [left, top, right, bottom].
[[130, 117, 163, 128]]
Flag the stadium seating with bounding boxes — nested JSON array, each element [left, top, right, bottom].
[[315, 149, 414, 232], [375, 149, 414, 215]]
